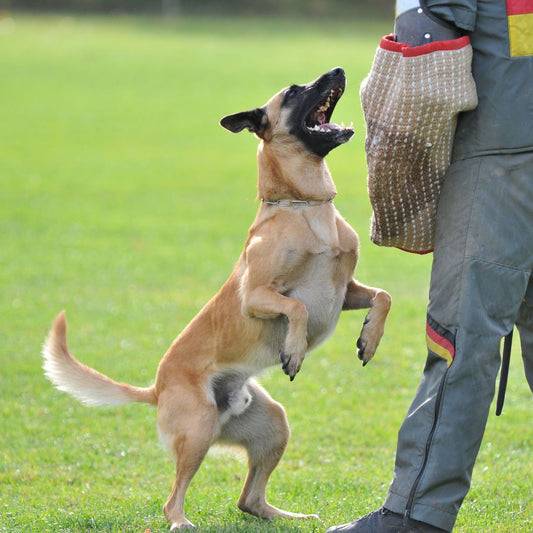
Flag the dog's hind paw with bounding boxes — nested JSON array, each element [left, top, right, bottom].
[[169, 517, 196, 530], [239, 497, 318, 521]]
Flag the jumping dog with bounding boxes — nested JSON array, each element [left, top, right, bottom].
[[42, 67, 391, 530]]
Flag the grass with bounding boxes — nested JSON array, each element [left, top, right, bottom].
[[1, 13, 531, 533]]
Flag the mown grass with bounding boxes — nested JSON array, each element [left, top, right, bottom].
[[1, 13, 531, 533]]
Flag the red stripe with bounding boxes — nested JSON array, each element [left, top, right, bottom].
[[380, 34, 406, 52], [379, 34, 471, 57], [426, 322, 455, 358], [402, 36, 471, 57], [506, 0, 533, 15], [397, 246, 433, 254]]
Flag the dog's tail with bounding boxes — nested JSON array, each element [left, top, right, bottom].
[[42, 311, 157, 407]]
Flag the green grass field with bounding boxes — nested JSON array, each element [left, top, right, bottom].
[[1, 13, 531, 533]]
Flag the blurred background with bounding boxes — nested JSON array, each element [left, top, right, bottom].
[[2, 0, 394, 18], [2, 0, 532, 531]]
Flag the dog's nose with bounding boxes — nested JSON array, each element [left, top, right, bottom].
[[330, 67, 344, 77]]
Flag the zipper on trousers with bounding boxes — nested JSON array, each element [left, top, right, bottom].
[[403, 367, 450, 524]]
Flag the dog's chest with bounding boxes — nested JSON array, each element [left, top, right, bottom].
[[305, 213, 342, 253], [300, 206, 358, 257], [287, 213, 357, 347], [287, 251, 349, 347]]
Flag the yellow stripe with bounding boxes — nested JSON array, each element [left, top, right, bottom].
[[426, 334, 453, 367], [508, 13, 533, 57]]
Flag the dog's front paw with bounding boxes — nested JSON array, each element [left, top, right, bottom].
[[356, 315, 374, 366], [357, 336, 370, 366], [356, 315, 380, 366], [279, 350, 303, 381]]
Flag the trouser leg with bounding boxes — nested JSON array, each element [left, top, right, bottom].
[[384, 154, 533, 531], [516, 275, 533, 393]]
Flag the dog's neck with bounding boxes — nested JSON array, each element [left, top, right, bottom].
[[256, 141, 337, 202]]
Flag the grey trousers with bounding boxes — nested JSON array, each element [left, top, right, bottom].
[[384, 152, 533, 531]]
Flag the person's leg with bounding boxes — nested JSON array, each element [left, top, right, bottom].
[[516, 275, 533, 393], [326, 153, 533, 533], [384, 153, 533, 531]]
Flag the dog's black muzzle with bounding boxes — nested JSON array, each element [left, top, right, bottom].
[[286, 67, 354, 158]]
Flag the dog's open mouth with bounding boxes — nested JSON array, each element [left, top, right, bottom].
[[304, 86, 354, 135]]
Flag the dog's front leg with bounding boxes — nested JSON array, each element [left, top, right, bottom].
[[242, 285, 308, 380], [343, 279, 391, 365]]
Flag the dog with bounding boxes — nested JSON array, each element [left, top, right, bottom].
[[42, 67, 391, 530]]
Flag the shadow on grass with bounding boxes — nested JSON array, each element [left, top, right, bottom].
[[38, 509, 326, 533], [197, 516, 326, 533]]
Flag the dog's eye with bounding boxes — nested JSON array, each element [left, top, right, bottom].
[[285, 86, 299, 98]]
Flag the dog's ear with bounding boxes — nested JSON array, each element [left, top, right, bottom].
[[220, 108, 269, 139]]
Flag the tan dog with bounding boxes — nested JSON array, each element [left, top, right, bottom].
[[42, 67, 391, 531]]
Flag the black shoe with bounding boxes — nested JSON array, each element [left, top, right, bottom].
[[325, 507, 448, 533]]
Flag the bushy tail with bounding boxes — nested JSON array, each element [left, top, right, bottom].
[[42, 311, 157, 407]]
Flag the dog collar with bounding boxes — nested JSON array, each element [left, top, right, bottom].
[[261, 197, 334, 207]]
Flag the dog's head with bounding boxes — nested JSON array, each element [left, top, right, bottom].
[[220, 67, 354, 158]]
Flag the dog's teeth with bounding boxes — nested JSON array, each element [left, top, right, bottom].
[[309, 124, 328, 132], [317, 94, 332, 113]]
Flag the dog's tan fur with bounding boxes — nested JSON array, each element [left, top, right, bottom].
[[42, 71, 391, 530]]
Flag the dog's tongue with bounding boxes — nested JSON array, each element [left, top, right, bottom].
[[309, 110, 327, 125], [308, 110, 346, 132], [316, 112, 343, 130]]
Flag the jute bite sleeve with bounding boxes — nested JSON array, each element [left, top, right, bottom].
[[360, 35, 477, 253]]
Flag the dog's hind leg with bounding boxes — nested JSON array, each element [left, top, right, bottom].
[[219, 380, 317, 521], [157, 388, 219, 530]]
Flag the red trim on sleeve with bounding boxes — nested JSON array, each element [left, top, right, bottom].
[[397, 246, 434, 255], [379, 33, 471, 57], [380, 34, 405, 52], [402, 36, 471, 56]]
